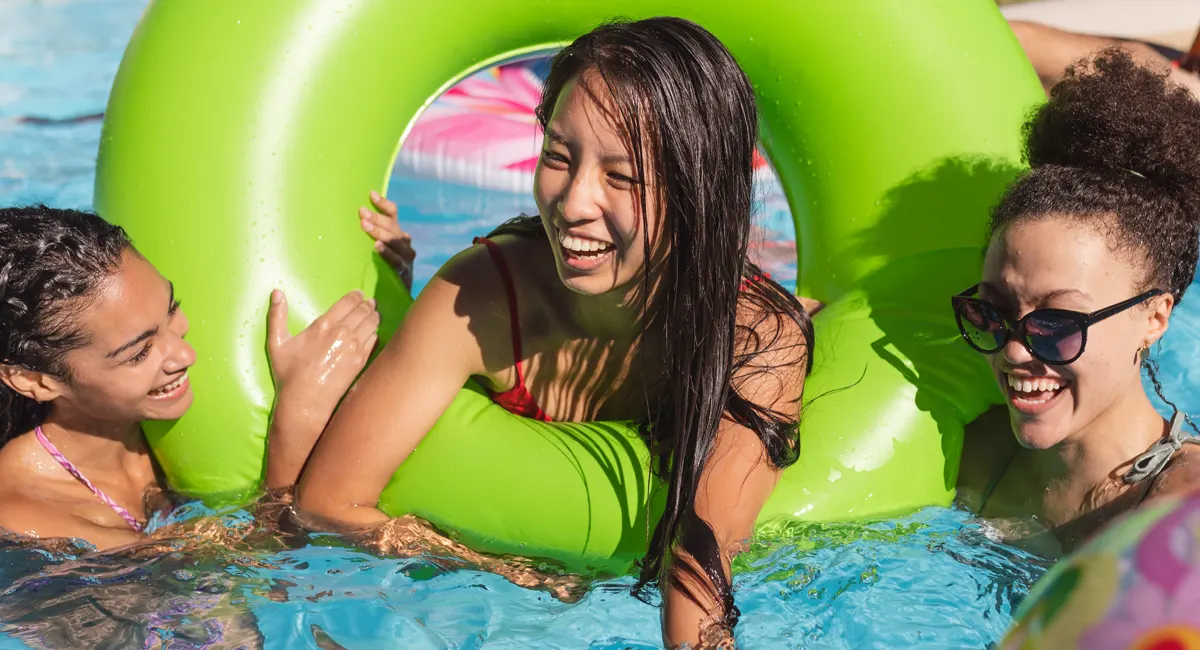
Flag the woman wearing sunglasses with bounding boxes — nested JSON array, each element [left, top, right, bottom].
[[952, 48, 1200, 553]]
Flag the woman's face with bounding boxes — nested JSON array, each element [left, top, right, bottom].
[[48, 251, 197, 424], [533, 71, 663, 296], [979, 217, 1172, 449]]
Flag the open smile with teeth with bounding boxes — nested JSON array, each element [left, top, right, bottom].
[[557, 230, 614, 257], [1006, 373, 1069, 405], [149, 371, 189, 399]]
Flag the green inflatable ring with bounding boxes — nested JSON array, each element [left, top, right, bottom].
[[95, 0, 1042, 572]]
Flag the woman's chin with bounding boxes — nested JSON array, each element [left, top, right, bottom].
[[555, 266, 616, 297], [1011, 417, 1069, 450]]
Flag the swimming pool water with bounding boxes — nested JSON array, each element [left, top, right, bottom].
[[3, 1, 1197, 647], [0, 501, 1048, 650]]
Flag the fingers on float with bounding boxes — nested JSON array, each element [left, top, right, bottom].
[[266, 289, 290, 348], [321, 290, 366, 326], [369, 190, 398, 218]]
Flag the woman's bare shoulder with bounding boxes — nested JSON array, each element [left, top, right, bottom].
[[957, 404, 1016, 510], [1148, 441, 1200, 500], [0, 437, 141, 549]]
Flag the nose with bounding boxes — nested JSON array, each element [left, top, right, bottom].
[[1001, 332, 1034, 365], [557, 172, 604, 224], [163, 311, 196, 374]]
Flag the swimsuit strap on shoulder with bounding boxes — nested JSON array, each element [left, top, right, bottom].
[[35, 426, 145, 532], [1123, 410, 1200, 485]]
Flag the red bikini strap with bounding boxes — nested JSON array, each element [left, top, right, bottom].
[[473, 237, 526, 379]]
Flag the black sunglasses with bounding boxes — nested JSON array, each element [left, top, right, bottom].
[[951, 285, 1165, 365]]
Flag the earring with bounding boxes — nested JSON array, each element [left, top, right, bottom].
[[1136, 342, 1150, 364]]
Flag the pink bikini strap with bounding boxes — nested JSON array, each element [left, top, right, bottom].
[[35, 426, 145, 532]]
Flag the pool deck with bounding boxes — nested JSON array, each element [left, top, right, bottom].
[[1000, 0, 1200, 51]]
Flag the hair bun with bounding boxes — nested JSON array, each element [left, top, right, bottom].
[[1024, 47, 1200, 193]]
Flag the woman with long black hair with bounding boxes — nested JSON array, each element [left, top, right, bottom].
[[299, 16, 815, 646]]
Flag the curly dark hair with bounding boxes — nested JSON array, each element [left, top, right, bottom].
[[991, 47, 1200, 417], [992, 47, 1200, 300], [0, 205, 134, 445]]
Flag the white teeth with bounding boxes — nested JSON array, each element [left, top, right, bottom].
[[1006, 374, 1064, 394], [150, 371, 188, 396], [557, 230, 613, 254]]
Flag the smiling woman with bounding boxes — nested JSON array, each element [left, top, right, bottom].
[[298, 20, 816, 646], [95, 0, 1042, 645], [0, 206, 381, 549], [955, 48, 1200, 554]]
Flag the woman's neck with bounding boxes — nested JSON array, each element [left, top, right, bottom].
[[564, 263, 667, 342], [39, 408, 146, 475], [1037, 388, 1167, 504]]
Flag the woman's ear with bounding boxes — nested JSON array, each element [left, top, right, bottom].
[[1144, 293, 1176, 347], [0, 365, 66, 403]]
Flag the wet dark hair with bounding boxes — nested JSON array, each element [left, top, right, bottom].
[[0, 206, 134, 445], [990, 48, 1200, 417], [517, 17, 814, 627]]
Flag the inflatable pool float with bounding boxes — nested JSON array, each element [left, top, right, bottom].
[[94, 0, 1042, 572], [1001, 491, 1200, 649]]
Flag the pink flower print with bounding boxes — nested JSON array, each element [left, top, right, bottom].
[[398, 62, 545, 192], [1078, 568, 1200, 650], [1134, 496, 1200, 594]]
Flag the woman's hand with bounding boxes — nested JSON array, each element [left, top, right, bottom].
[[359, 190, 416, 291], [264, 289, 381, 488]]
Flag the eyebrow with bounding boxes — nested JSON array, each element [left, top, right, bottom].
[[546, 127, 631, 165], [1035, 288, 1092, 303], [106, 281, 173, 359], [601, 152, 631, 165], [979, 282, 1091, 306], [545, 127, 569, 147]]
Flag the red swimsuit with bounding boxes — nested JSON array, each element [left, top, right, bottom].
[[471, 236, 773, 423], [473, 237, 552, 422]]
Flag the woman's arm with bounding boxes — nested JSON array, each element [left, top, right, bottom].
[[1009, 20, 1200, 98], [661, 313, 808, 649], [262, 289, 381, 489], [266, 190, 419, 488], [661, 424, 779, 648], [295, 247, 505, 526]]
